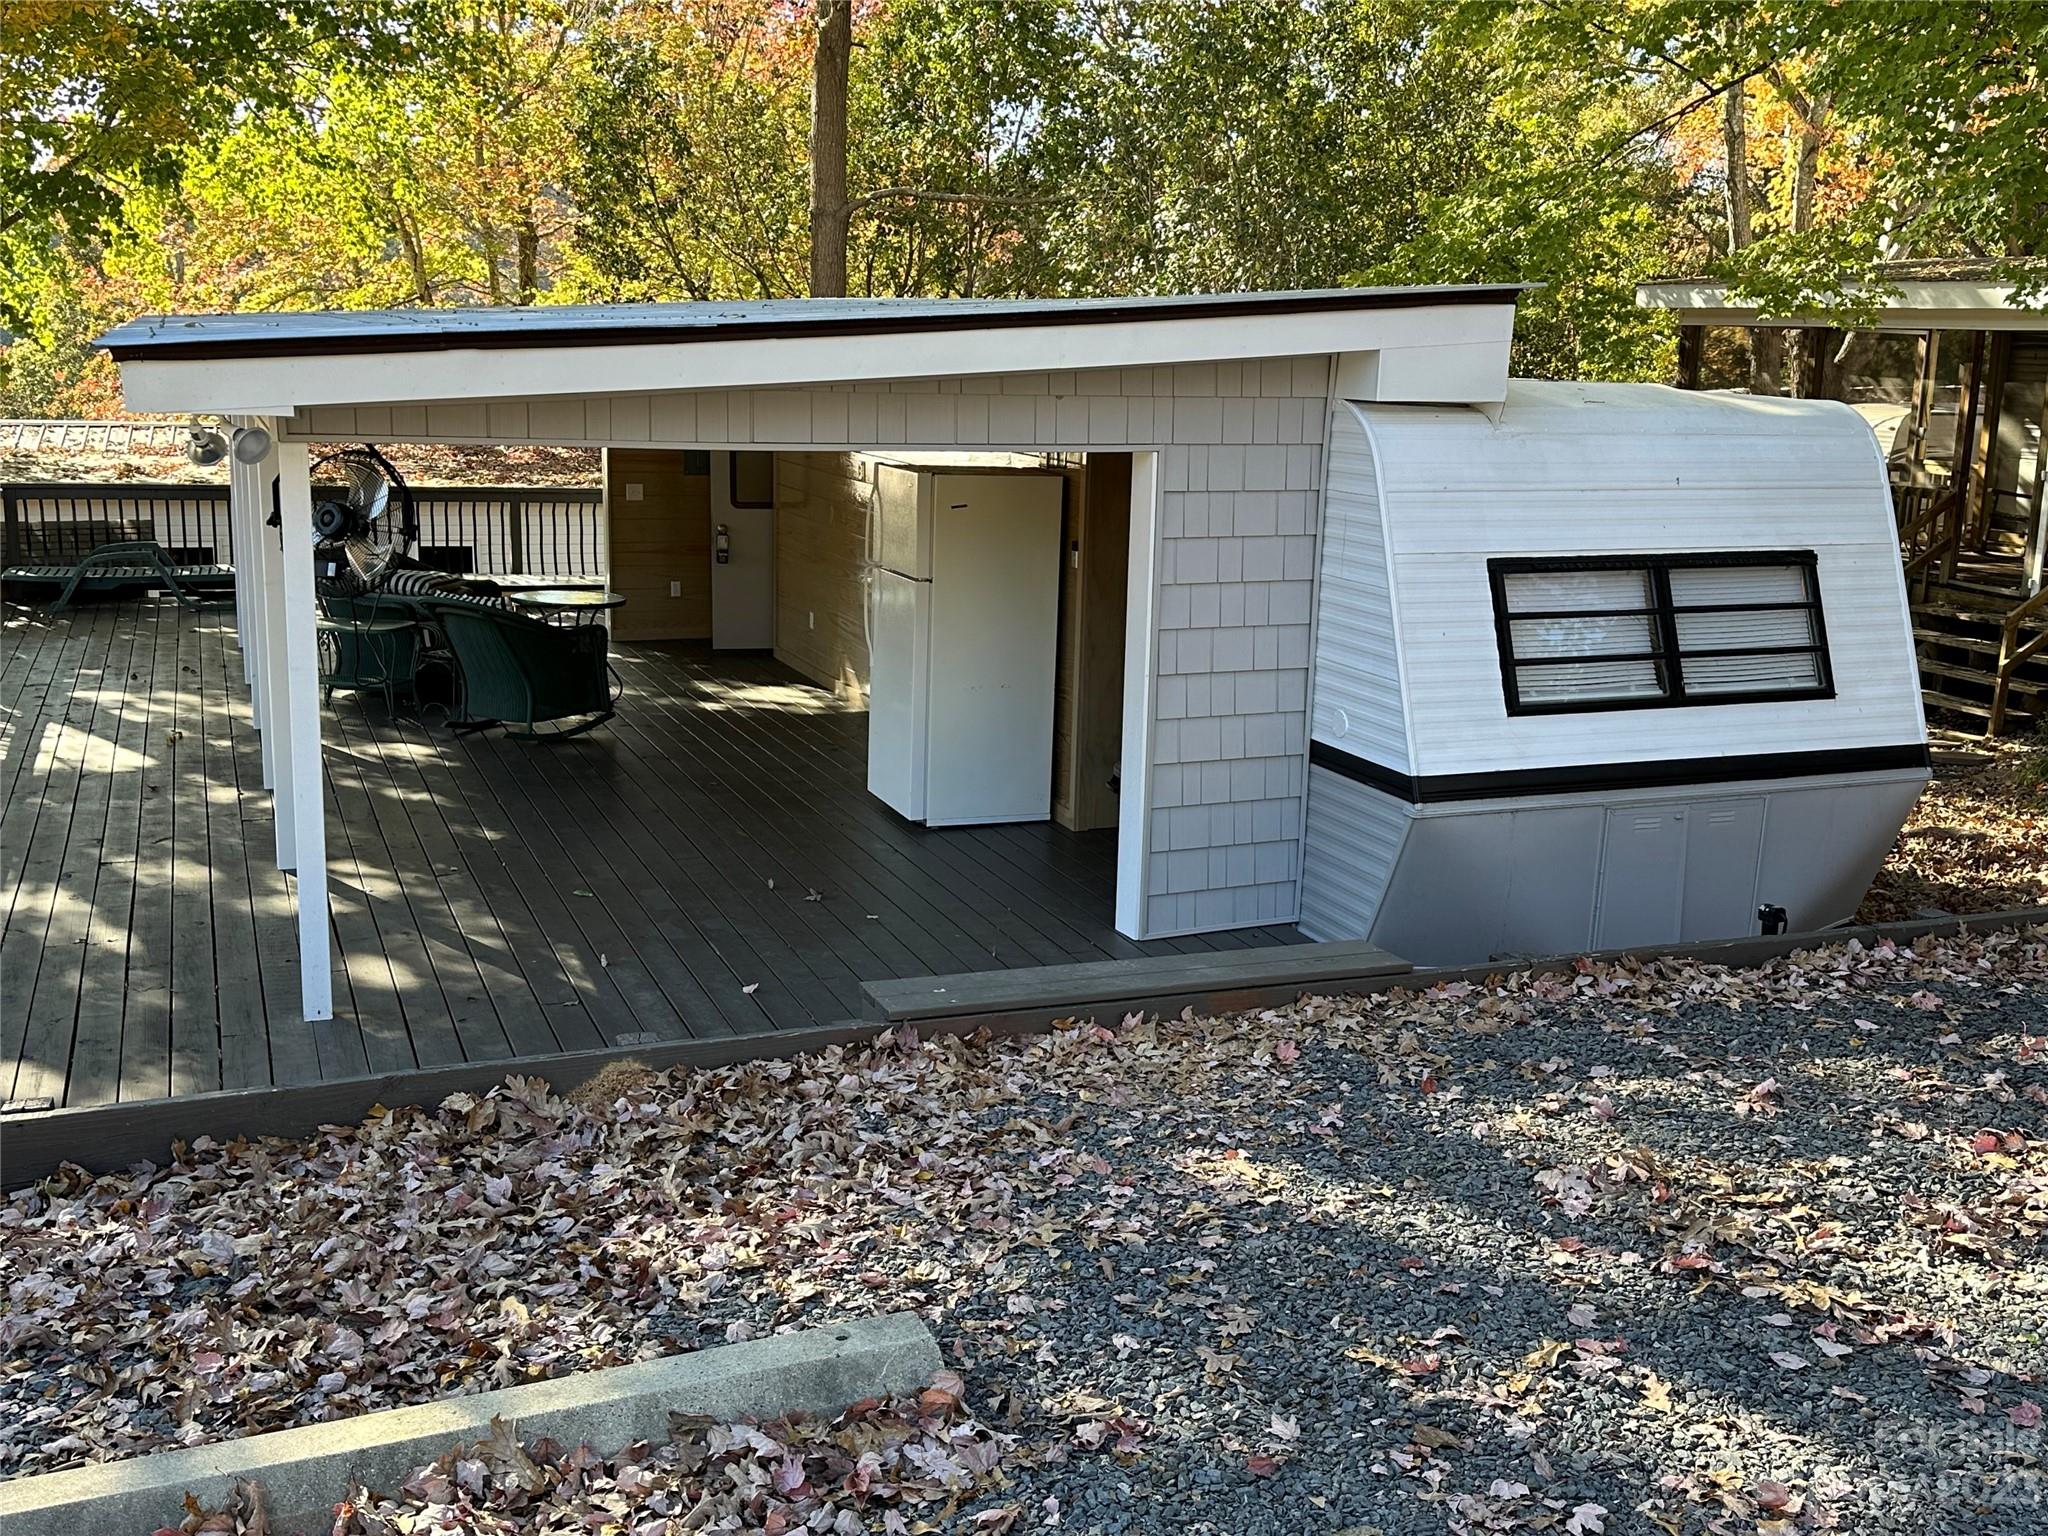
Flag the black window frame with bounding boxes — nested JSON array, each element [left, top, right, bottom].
[[1487, 550, 1835, 716]]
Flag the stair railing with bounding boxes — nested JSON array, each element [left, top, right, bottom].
[[1897, 483, 1963, 601], [1989, 584, 2048, 735]]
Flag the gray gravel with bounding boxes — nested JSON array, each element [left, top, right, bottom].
[[5, 929, 2044, 1535], [938, 939, 2048, 1534]]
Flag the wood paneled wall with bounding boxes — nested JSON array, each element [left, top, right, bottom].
[[1052, 453, 1131, 832], [604, 449, 710, 641], [773, 453, 872, 700]]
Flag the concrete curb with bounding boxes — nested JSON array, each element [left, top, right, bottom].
[[0, 1312, 941, 1536]]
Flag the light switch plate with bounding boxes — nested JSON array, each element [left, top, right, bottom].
[[669, 580, 681, 597], [625, 482, 644, 501]]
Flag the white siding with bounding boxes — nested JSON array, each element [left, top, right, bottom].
[[1296, 766, 1412, 940], [286, 360, 1332, 939], [1308, 405, 1410, 771], [1344, 384, 1925, 777]]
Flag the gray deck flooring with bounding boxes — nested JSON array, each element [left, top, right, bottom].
[[0, 599, 1302, 1110]]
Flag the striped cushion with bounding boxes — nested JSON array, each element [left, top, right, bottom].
[[383, 569, 464, 597], [422, 589, 518, 615]]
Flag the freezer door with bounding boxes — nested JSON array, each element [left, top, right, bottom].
[[870, 464, 930, 579], [924, 474, 1064, 825], [865, 568, 930, 819]]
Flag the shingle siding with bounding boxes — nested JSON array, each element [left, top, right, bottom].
[[289, 356, 1332, 939]]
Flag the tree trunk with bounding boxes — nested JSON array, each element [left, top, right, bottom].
[[1722, 82, 1752, 256], [808, 0, 851, 298], [1720, 82, 1783, 394], [517, 217, 539, 305], [1783, 92, 1830, 397]]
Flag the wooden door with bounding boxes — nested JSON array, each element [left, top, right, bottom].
[[604, 448, 711, 641]]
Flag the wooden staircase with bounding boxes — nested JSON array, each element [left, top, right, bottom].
[[1910, 566, 2048, 734]]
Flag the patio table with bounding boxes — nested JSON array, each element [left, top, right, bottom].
[[506, 588, 626, 626]]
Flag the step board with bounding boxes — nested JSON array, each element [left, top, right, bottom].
[[1915, 627, 2005, 656], [1921, 688, 2035, 724], [1914, 656, 2047, 694], [860, 939, 1412, 1028]]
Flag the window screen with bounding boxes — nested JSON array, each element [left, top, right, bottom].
[[1489, 553, 1831, 714]]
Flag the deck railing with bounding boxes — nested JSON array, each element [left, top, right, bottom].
[[1, 481, 606, 577]]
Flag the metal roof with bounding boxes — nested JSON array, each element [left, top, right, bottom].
[[96, 285, 1528, 363]]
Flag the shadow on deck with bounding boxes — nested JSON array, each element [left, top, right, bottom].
[[1, 599, 1303, 1119]]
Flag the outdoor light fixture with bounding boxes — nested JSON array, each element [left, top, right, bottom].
[[184, 423, 229, 467], [184, 418, 273, 466], [231, 423, 273, 464]]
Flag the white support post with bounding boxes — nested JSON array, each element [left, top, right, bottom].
[[254, 436, 289, 795], [228, 420, 258, 690], [1114, 449, 1163, 940], [273, 441, 333, 1021]]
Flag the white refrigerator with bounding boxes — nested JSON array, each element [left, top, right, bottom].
[[866, 469, 1064, 825]]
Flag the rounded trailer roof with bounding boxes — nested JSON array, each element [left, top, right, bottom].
[[1342, 380, 1884, 499], [1409, 378, 1872, 435]]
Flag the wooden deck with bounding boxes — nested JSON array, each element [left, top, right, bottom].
[[1, 599, 1302, 1112]]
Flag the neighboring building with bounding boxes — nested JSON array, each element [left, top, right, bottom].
[[1638, 262, 2048, 732]]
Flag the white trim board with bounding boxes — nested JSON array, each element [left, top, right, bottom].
[[119, 303, 1514, 414]]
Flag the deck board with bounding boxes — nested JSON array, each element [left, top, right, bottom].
[[0, 601, 1304, 1113]]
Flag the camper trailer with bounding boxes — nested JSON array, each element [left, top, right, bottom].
[[1297, 380, 1929, 966]]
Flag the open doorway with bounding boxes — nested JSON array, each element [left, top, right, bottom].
[[758, 450, 1131, 836]]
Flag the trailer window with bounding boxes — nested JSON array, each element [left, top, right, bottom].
[[1489, 553, 1832, 714]]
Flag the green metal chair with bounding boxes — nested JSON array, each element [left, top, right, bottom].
[[318, 593, 423, 711], [424, 597, 617, 739]]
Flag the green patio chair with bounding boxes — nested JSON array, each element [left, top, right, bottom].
[[423, 596, 617, 739], [318, 593, 423, 711]]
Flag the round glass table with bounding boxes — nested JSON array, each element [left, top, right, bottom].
[[506, 588, 627, 626]]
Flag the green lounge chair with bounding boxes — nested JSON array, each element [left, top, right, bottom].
[[424, 597, 617, 739], [3, 540, 234, 613]]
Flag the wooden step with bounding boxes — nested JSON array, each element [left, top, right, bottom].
[[1920, 688, 2035, 725], [1946, 579, 2032, 602], [1914, 627, 2004, 656], [1915, 657, 1997, 688], [1913, 597, 2014, 624], [1915, 630, 2048, 682], [860, 939, 1412, 1027], [1914, 657, 2047, 695]]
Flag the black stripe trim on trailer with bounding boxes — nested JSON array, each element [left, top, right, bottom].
[[97, 285, 1531, 362], [1308, 740, 1932, 805]]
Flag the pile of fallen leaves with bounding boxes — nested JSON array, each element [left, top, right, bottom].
[[1861, 735, 2048, 921], [0, 1044, 1065, 1479], [172, 1383, 1007, 1535], [4, 923, 2046, 1530]]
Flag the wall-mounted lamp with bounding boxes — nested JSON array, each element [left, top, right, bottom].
[[185, 424, 229, 467], [231, 423, 273, 464], [185, 419, 273, 467]]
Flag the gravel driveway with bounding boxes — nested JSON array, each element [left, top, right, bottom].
[[4, 927, 2045, 1534]]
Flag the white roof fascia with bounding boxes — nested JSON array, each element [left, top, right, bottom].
[[1635, 280, 2047, 333], [117, 302, 1516, 415]]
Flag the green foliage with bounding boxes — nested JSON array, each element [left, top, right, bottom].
[[3, 0, 2042, 411], [562, 8, 812, 299], [0, 3, 430, 300]]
